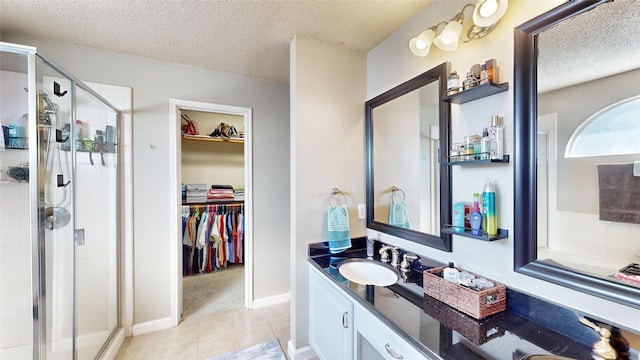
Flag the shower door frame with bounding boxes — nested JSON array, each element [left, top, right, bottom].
[[35, 54, 122, 360]]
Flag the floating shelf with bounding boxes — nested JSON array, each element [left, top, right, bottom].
[[442, 82, 509, 104], [443, 155, 509, 166], [441, 225, 509, 242], [182, 135, 244, 144]]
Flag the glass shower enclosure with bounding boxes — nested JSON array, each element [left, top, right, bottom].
[[0, 42, 121, 359]]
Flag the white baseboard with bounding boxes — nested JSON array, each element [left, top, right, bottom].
[[251, 291, 291, 309], [287, 340, 317, 360], [132, 316, 175, 336]]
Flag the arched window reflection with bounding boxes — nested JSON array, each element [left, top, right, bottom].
[[565, 95, 640, 158]]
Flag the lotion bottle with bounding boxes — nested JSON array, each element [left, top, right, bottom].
[[443, 262, 460, 283], [470, 193, 483, 235]]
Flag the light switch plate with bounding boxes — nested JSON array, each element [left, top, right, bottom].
[[358, 204, 366, 219]]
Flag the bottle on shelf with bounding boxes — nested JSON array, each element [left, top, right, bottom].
[[489, 115, 504, 160], [481, 128, 491, 160], [463, 71, 474, 91], [485, 59, 498, 84], [480, 64, 489, 85], [447, 71, 460, 96], [482, 179, 497, 236], [464, 135, 475, 161], [443, 262, 460, 283], [470, 193, 483, 235]]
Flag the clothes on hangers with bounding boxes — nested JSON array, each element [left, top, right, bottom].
[[181, 203, 244, 276]]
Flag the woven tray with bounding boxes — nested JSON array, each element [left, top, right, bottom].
[[423, 266, 506, 319]]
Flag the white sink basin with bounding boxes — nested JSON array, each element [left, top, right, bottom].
[[338, 259, 398, 286]]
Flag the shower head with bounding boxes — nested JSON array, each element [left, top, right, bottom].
[[24, 88, 60, 114], [40, 93, 59, 113]]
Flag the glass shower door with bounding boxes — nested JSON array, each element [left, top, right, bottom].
[[37, 59, 75, 360], [73, 83, 119, 360], [36, 56, 120, 360]]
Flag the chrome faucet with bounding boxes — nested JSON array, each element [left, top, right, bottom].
[[379, 245, 399, 268], [400, 253, 419, 283]]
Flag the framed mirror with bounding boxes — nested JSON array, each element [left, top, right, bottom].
[[365, 62, 452, 251], [514, 0, 640, 308]]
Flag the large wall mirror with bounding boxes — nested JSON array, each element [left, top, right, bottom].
[[514, 0, 640, 308], [366, 62, 452, 251]]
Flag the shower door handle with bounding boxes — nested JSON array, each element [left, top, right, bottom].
[[75, 228, 86, 246]]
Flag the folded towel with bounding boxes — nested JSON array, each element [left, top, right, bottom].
[[597, 163, 640, 224], [327, 204, 351, 254], [388, 201, 410, 228]]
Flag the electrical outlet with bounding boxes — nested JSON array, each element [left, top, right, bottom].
[[358, 203, 366, 219]]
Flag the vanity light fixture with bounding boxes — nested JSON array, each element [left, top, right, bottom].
[[409, 0, 508, 57]]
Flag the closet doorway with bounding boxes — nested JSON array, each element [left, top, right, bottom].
[[169, 99, 253, 325]]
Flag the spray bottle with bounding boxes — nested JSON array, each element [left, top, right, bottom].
[[482, 179, 497, 236]]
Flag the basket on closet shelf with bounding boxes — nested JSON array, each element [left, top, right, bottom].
[[423, 265, 506, 320]]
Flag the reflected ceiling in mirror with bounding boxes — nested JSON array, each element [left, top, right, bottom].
[[366, 62, 451, 252]]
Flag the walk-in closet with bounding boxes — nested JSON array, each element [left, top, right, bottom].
[[179, 109, 247, 321]]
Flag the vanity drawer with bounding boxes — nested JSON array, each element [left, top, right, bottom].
[[356, 306, 430, 360]]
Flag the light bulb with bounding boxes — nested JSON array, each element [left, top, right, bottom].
[[409, 28, 435, 57], [479, 0, 498, 17], [434, 20, 462, 51], [473, 0, 508, 27]]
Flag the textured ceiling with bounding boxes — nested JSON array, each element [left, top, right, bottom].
[[538, 0, 640, 93], [0, 0, 431, 84]]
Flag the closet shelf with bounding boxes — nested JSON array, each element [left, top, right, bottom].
[[182, 135, 244, 144], [182, 199, 244, 206]]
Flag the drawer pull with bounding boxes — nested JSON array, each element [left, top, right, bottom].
[[342, 312, 349, 328], [385, 343, 403, 359]]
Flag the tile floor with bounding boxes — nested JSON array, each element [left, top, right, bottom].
[[115, 301, 291, 360]]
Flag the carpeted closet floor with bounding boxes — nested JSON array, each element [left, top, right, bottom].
[[182, 265, 245, 321]]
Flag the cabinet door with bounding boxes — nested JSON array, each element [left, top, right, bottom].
[[356, 306, 431, 360], [309, 267, 354, 360]]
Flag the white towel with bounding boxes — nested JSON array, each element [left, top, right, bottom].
[[327, 204, 351, 254]]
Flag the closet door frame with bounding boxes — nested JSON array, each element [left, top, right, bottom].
[[168, 98, 253, 326]]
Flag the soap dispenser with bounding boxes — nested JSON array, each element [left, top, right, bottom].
[[443, 262, 459, 283]]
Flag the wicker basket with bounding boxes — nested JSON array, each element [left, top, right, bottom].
[[423, 266, 506, 319]]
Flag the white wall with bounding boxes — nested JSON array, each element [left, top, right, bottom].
[[290, 36, 366, 357], [367, 0, 640, 331], [1, 34, 291, 326]]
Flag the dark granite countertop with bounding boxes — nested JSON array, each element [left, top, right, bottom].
[[308, 238, 639, 360]]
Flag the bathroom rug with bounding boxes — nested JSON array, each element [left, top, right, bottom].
[[209, 339, 285, 360]]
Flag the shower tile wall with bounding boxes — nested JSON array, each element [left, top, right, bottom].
[[0, 70, 32, 358]]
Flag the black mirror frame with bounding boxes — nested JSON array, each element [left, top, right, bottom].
[[513, 0, 640, 309], [365, 62, 452, 252]]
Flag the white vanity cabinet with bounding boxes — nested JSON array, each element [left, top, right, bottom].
[[309, 264, 431, 360], [309, 266, 355, 360]]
